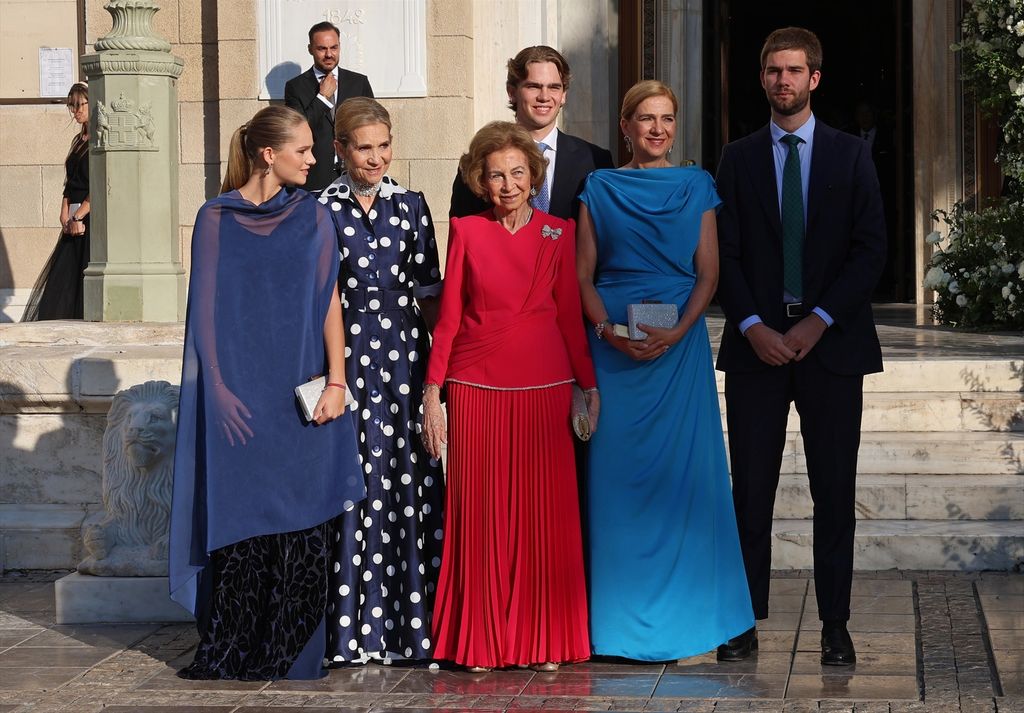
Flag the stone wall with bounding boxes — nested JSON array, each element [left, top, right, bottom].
[[0, 0, 480, 320]]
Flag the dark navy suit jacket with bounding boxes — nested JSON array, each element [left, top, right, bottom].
[[715, 120, 887, 376]]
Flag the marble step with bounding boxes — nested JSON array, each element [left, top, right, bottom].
[[771, 519, 1024, 571], [731, 431, 1024, 475], [772, 474, 1024, 521], [715, 392, 1024, 433]]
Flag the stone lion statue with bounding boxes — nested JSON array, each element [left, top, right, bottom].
[[78, 380, 179, 577]]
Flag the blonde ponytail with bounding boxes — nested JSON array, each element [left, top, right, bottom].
[[221, 124, 251, 193], [219, 106, 307, 194]]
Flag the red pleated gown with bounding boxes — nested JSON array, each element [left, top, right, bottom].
[[426, 210, 596, 668]]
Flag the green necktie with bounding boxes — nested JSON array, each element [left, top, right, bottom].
[[781, 134, 804, 298]]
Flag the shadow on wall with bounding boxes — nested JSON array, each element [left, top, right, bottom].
[[0, 228, 12, 323], [0, 358, 121, 572], [265, 61, 302, 101]]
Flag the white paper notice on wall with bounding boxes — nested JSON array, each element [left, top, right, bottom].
[[39, 48, 75, 98], [259, 0, 427, 100]]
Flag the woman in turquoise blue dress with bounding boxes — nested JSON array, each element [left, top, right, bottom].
[[576, 80, 754, 661]]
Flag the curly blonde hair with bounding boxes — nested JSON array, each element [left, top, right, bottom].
[[458, 121, 546, 201]]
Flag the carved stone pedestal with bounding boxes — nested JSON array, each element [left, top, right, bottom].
[[55, 572, 192, 624], [81, 0, 185, 321]]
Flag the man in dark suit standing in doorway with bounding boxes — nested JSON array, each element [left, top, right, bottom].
[[714, 27, 886, 667], [284, 22, 374, 192], [449, 45, 614, 220]]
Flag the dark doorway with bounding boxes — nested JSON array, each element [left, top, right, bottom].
[[707, 1, 914, 302]]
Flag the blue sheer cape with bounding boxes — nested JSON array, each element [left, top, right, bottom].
[[170, 187, 365, 616]]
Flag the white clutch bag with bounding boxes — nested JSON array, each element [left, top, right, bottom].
[[295, 376, 355, 422]]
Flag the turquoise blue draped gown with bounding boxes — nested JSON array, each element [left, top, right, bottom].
[[581, 167, 754, 661]]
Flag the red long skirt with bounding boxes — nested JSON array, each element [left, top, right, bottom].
[[431, 382, 590, 668]]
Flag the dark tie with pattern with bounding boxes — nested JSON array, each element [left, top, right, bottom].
[[781, 134, 804, 299], [535, 142, 551, 213]]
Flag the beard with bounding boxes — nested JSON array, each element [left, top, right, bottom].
[[767, 89, 810, 116]]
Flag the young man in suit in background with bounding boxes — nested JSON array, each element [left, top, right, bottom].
[[449, 45, 614, 220], [284, 22, 374, 192], [714, 27, 887, 667]]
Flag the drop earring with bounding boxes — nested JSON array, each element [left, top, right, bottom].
[[530, 187, 537, 196], [624, 136, 633, 154]]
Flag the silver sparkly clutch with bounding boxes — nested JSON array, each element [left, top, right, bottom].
[[626, 303, 678, 340], [295, 376, 355, 422]]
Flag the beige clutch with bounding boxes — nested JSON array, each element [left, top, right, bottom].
[[571, 384, 591, 441]]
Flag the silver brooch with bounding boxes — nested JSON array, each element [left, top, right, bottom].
[[541, 225, 562, 240]]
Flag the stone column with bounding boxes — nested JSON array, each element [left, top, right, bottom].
[[82, 1, 185, 322]]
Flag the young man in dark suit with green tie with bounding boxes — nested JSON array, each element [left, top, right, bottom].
[[714, 27, 887, 667]]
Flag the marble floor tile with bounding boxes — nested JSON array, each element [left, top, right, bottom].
[[571, 658, 667, 673], [767, 595, 807, 613], [795, 631, 916, 655], [268, 666, 410, 693], [102, 708, 236, 712], [0, 630, 41, 648], [989, 630, 1024, 650], [522, 672, 660, 697], [848, 580, 912, 597], [768, 580, 810, 596], [391, 669, 534, 695], [674, 651, 791, 675], [0, 666, 86, 690], [0, 645, 116, 667], [979, 594, 1024, 612], [999, 671, 1024, 697], [755, 630, 798, 653], [806, 595, 915, 615], [977, 576, 1024, 596], [995, 650, 1024, 672], [799, 613, 916, 634], [23, 624, 160, 648], [790, 651, 917, 676], [983, 610, 1024, 630], [653, 673, 788, 699], [137, 666, 268, 692], [785, 673, 919, 700], [758, 612, 803, 632]]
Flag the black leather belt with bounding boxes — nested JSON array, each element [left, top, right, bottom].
[[785, 302, 805, 318], [343, 288, 412, 313]]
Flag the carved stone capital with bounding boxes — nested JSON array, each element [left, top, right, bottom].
[[94, 0, 171, 53], [82, 51, 184, 78]]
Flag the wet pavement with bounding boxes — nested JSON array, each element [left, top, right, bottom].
[[1, 570, 1022, 712]]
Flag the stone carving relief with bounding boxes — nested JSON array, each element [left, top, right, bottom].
[[94, 92, 158, 152], [78, 381, 179, 577]]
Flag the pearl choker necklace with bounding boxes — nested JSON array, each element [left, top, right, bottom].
[[352, 179, 381, 197]]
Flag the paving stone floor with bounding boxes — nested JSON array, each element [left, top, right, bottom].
[[0, 571, 1021, 712]]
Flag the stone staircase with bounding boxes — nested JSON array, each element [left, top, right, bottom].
[[720, 359, 1024, 570]]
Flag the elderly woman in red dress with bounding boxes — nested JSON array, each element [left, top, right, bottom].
[[422, 121, 598, 672]]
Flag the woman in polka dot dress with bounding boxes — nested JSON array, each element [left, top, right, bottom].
[[317, 98, 445, 664]]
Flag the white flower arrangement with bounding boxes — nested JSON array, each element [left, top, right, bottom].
[[925, 199, 1024, 330]]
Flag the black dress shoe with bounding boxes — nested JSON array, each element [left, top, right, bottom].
[[821, 621, 856, 666], [716, 626, 758, 661]]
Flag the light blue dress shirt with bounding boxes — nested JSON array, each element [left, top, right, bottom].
[[738, 113, 833, 335]]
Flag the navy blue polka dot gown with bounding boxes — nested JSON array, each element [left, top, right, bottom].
[[318, 174, 445, 663]]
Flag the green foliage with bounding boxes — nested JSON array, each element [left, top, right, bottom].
[[924, 199, 1024, 330], [954, 0, 1024, 181]]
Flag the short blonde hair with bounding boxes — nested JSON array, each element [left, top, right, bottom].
[[334, 97, 392, 145], [458, 121, 546, 201], [620, 80, 678, 121]]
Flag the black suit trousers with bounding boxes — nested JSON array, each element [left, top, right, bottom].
[[724, 347, 863, 622]]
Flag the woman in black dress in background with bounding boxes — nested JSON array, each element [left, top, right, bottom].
[[23, 82, 91, 320]]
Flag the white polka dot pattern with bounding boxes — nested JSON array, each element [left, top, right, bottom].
[[323, 183, 445, 664]]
